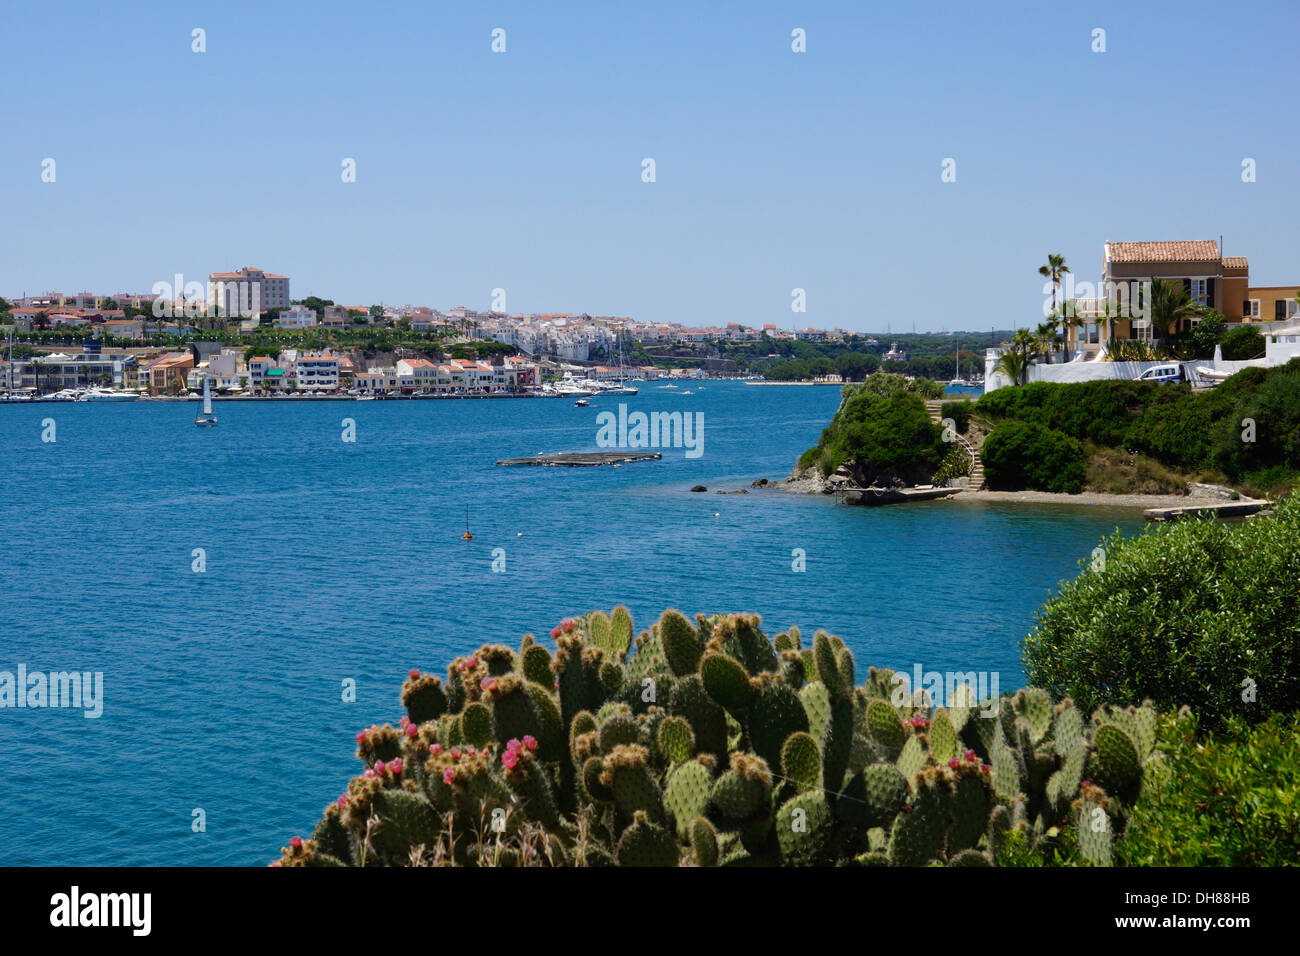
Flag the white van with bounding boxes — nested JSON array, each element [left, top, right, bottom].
[[1137, 363, 1184, 385]]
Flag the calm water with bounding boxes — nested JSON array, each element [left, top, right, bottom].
[[0, 382, 1142, 865]]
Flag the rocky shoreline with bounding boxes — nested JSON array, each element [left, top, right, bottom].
[[729, 465, 1265, 512]]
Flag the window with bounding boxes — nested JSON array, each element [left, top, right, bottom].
[[1189, 278, 1208, 305], [1277, 300, 1288, 321], [1244, 299, 1260, 319]]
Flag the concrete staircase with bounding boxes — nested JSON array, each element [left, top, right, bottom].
[[925, 400, 985, 490]]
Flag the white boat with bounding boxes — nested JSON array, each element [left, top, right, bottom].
[[574, 398, 590, 407], [195, 379, 218, 427], [78, 387, 138, 402], [1195, 366, 1232, 381]]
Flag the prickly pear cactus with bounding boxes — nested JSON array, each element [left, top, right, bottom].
[[272, 606, 1164, 867]]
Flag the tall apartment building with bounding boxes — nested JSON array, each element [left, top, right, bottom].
[[207, 266, 290, 316]]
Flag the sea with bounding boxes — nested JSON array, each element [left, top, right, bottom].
[[0, 381, 1144, 864]]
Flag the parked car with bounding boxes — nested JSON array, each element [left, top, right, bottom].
[[1137, 363, 1184, 385]]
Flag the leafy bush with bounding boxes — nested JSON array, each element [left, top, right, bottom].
[[977, 380, 1153, 448], [940, 400, 972, 434], [806, 382, 947, 484], [1023, 493, 1300, 728], [981, 421, 1086, 493], [1220, 324, 1265, 361], [1116, 711, 1300, 866], [1210, 360, 1300, 482]]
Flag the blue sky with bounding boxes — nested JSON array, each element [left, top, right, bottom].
[[2, 0, 1296, 332]]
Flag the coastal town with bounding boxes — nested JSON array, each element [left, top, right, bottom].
[[0, 265, 854, 399]]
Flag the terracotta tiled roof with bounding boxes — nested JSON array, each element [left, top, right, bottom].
[[1107, 240, 1220, 263], [1222, 256, 1249, 270]]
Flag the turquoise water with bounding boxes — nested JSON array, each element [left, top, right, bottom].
[[0, 383, 1142, 865]]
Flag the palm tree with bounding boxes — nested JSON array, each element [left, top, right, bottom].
[[994, 328, 1039, 385], [1038, 253, 1070, 318], [1148, 277, 1200, 344], [1034, 316, 1062, 363]]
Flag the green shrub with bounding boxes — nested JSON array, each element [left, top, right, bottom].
[[981, 421, 1086, 493], [940, 400, 972, 434], [1023, 493, 1300, 728], [809, 384, 948, 484], [1210, 360, 1300, 481], [1220, 324, 1265, 361], [977, 380, 1154, 448], [1117, 711, 1300, 866]]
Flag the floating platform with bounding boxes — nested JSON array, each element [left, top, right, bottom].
[[840, 486, 959, 507], [1143, 500, 1270, 521], [497, 451, 662, 467]]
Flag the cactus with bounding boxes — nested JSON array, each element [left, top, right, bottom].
[[663, 759, 713, 838], [747, 672, 809, 772], [700, 652, 753, 712], [780, 731, 822, 791], [668, 674, 728, 759], [275, 608, 1166, 867], [776, 791, 834, 866], [689, 816, 719, 866], [656, 715, 694, 765], [710, 752, 773, 821], [886, 773, 947, 866], [616, 811, 679, 866], [866, 699, 907, 760], [1092, 722, 1141, 796], [659, 609, 703, 677]]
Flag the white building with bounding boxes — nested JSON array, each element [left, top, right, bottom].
[[295, 351, 340, 390], [277, 304, 317, 329], [208, 267, 291, 315]]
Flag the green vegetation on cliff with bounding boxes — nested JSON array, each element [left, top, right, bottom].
[[797, 375, 948, 484], [972, 360, 1300, 497]]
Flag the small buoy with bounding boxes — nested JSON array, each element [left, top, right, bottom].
[[714, 512, 720, 518], [462, 532, 474, 540], [516, 532, 523, 537]]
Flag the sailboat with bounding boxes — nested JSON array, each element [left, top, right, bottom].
[[948, 340, 966, 387], [604, 330, 639, 395], [195, 378, 218, 427]]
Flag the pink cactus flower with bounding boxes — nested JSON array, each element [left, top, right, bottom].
[[502, 749, 519, 770], [506, 738, 521, 753], [337, 795, 348, 808], [964, 749, 977, 762], [1081, 780, 1091, 788], [481, 677, 498, 692], [467, 747, 477, 757], [271, 861, 281, 867], [356, 731, 367, 745], [948, 758, 960, 770], [290, 836, 302, 850], [405, 723, 419, 738], [550, 626, 562, 639], [981, 764, 992, 774], [364, 769, 376, 778], [522, 735, 537, 752], [450, 748, 462, 760], [389, 758, 403, 775], [409, 669, 420, 679], [430, 743, 442, 755], [442, 767, 456, 785]]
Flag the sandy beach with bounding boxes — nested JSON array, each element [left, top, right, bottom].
[[948, 489, 1266, 509]]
